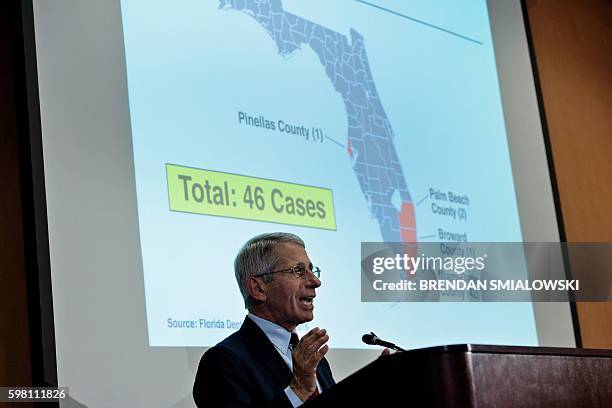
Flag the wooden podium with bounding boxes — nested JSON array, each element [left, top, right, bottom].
[[306, 344, 612, 407]]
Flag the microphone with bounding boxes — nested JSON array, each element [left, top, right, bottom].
[[361, 332, 405, 352]]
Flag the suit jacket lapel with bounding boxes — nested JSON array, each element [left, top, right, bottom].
[[241, 316, 293, 387], [316, 361, 334, 391]]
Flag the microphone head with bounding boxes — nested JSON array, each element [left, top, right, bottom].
[[361, 332, 377, 345]]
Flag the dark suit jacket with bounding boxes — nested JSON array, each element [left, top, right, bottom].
[[193, 316, 335, 407]]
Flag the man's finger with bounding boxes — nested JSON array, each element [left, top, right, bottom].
[[312, 344, 329, 364], [303, 336, 329, 366], [301, 327, 320, 341], [304, 333, 328, 355], [304, 343, 329, 368], [297, 328, 322, 349], [298, 329, 326, 350]]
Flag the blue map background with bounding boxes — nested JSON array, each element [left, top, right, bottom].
[[120, 0, 538, 348]]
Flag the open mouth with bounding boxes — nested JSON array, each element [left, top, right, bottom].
[[299, 296, 315, 306]]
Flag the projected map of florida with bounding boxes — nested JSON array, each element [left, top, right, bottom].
[[220, 0, 417, 243]]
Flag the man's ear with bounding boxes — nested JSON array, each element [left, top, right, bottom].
[[247, 277, 267, 302]]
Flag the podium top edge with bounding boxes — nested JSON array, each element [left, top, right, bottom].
[[403, 344, 612, 357]]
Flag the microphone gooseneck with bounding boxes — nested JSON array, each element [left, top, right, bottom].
[[361, 332, 405, 352]]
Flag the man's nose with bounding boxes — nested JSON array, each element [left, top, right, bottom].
[[306, 271, 321, 288]]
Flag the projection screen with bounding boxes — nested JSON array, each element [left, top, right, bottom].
[[26, 0, 576, 406]]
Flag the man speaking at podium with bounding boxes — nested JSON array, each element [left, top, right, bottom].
[[193, 232, 335, 407]]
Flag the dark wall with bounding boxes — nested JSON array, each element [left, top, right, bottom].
[[0, 0, 33, 391], [526, 0, 612, 348]]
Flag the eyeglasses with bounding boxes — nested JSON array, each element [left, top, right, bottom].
[[254, 264, 321, 279]]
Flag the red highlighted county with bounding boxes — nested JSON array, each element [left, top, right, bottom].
[[400, 201, 417, 243], [221, 0, 418, 243]]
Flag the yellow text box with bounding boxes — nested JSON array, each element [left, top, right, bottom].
[[166, 164, 336, 230]]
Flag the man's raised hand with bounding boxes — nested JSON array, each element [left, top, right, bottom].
[[289, 327, 329, 401]]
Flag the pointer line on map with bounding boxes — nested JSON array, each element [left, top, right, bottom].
[[325, 135, 346, 148], [419, 234, 437, 240], [353, 0, 484, 45], [416, 194, 428, 206]]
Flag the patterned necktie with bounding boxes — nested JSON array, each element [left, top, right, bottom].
[[289, 333, 299, 350]]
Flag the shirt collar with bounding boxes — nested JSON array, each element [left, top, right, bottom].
[[248, 312, 295, 352]]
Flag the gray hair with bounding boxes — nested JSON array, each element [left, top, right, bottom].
[[234, 232, 305, 309]]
